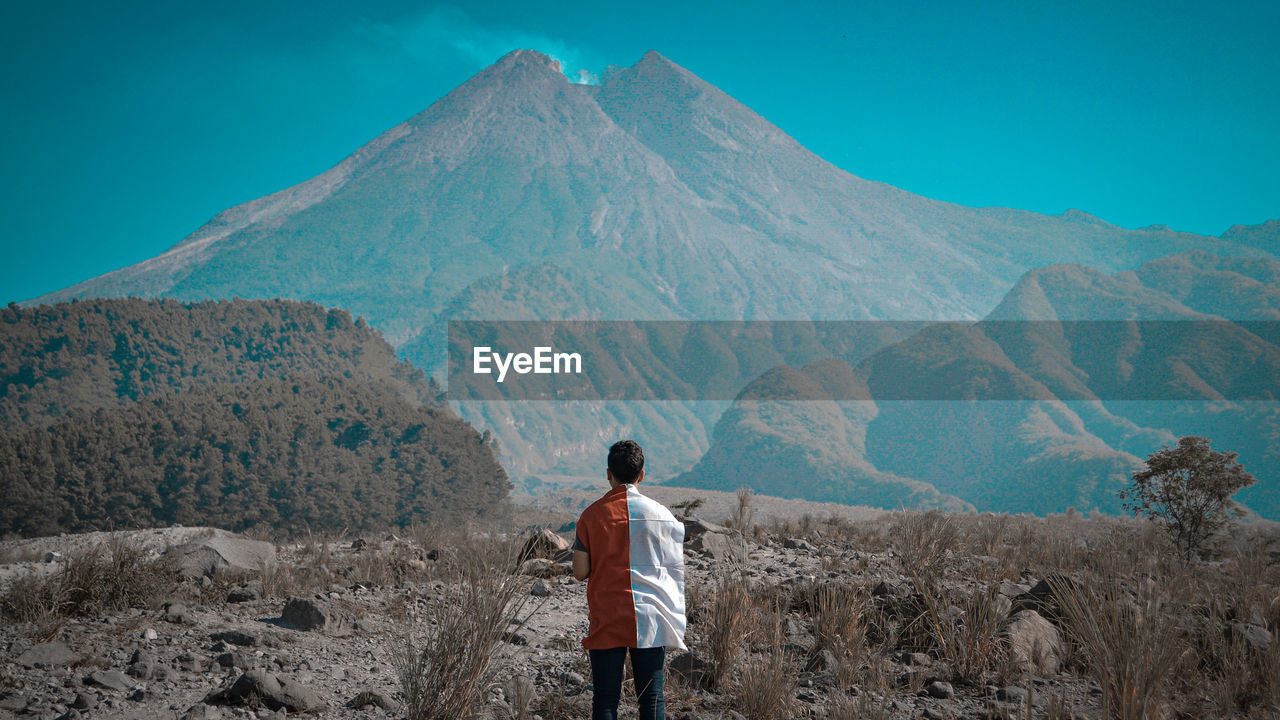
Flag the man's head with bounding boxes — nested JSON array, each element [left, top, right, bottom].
[[607, 440, 645, 486]]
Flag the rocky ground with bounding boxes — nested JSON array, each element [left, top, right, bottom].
[[2, 494, 1278, 720]]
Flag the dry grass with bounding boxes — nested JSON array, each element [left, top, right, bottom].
[[391, 565, 533, 720], [724, 487, 756, 533], [1049, 575, 1185, 720], [908, 579, 1006, 683], [705, 571, 753, 689], [732, 606, 795, 720], [1, 537, 179, 624], [891, 510, 960, 579]]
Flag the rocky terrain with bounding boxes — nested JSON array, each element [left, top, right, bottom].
[[2, 494, 1278, 719]]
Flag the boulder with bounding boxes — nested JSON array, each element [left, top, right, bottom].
[[17, 641, 81, 669], [518, 528, 572, 563], [687, 529, 746, 562], [168, 530, 275, 579], [668, 651, 715, 690], [280, 596, 355, 636], [1226, 622, 1272, 656], [519, 558, 568, 578], [1002, 610, 1064, 675], [204, 670, 325, 713], [682, 517, 729, 543]]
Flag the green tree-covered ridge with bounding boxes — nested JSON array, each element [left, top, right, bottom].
[[0, 298, 508, 537]]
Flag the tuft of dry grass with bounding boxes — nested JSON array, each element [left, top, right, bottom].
[[1049, 575, 1185, 720], [706, 570, 753, 689], [1, 537, 179, 624], [910, 580, 1006, 683], [724, 487, 756, 533], [733, 606, 795, 720], [391, 564, 533, 720], [892, 510, 960, 579]]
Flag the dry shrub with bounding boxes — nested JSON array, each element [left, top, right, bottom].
[[1049, 575, 1185, 720], [733, 607, 794, 719], [892, 510, 959, 579], [1, 537, 179, 623], [911, 580, 1006, 682], [706, 571, 753, 689], [725, 487, 756, 533], [808, 582, 870, 684], [392, 567, 532, 720]]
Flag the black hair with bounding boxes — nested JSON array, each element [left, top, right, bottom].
[[607, 440, 645, 484]]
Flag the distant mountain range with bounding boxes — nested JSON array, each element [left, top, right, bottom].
[[25, 49, 1279, 513], [675, 251, 1280, 517]]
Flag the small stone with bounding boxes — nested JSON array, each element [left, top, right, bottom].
[[142, 628, 159, 641], [530, 579, 553, 597], [165, 602, 190, 624], [87, 670, 132, 692], [924, 680, 954, 699], [998, 685, 1029, 703], [227, 582, 262, 604], [210, 630, 259, 647], [71, 692, 95, 710], [127, 688, 146, 702]]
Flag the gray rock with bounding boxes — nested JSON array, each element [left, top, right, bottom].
[[519, 558, 566, 578], [17, 642, 81, 669], [86, 670, 132, 692], [687, 530, 746, 562], [215, 652, 251, 670], [210, 629, 260, 647], [783, 537, 816, 551], [164, 602, 190, 623], [181, 704, 223, 720], [1002, 610, 1064, 675], [682, 517, 728, 542], [669, 652, 715, 689], [0, 693, 30, 712], [998, 685, 1030, 704], [204, 670, 325, 713], [530, 579, 553, 597], [924, 680, 954, 699], [168, 530, 275, 579], [226, 581, 262, 603], [518, 528, 572, 563], [279, 596, 356, 636], [346, 690, 401, 712], [71, 692, 96, 711], [1226, 622, 1272, 656]]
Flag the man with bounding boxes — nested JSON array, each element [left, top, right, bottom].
[[573, 440, 686, 720]]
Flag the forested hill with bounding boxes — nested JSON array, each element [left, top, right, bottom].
[[0, 299, 508, 537], [0, 377, 507, 537], [0, 298, 439, 427]]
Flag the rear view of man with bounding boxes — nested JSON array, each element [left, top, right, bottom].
[[573, 440, 686, 720]]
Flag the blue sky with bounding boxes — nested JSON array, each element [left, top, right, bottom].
[[2, 0, 1278, 303]]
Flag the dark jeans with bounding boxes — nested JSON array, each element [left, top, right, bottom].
[[588, 646, 665, 720]]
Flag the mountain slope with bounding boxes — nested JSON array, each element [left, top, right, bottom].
[[678, 251, 1280, 516], [28, 49, 1276, 484]]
